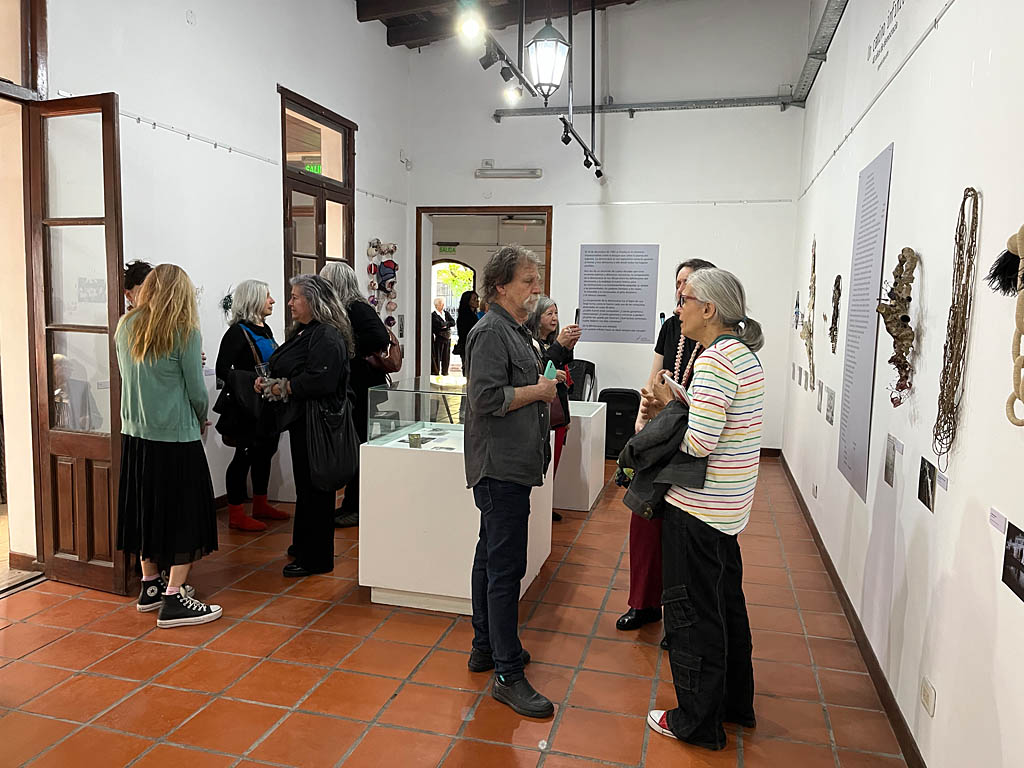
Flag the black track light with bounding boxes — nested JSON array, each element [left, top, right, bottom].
[[479, 40, 499, 70], [499, 65, 514, 82], [560, 127, 571, 145], [595, 169, 604, 179], [583, 155, 593, 169]]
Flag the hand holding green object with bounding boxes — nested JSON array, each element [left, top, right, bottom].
[[544, 360, 557, 380]]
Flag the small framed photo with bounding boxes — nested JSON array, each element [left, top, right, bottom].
[[918, 457, 936, 511]]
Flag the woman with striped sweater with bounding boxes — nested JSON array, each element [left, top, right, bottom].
[[642, 268, 765, 751]]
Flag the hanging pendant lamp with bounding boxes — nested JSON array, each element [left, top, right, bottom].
[[525, 19, 569, 106]]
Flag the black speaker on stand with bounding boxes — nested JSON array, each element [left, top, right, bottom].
[[598, 388, 641, 459]]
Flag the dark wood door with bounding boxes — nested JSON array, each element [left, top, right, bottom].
[[26, 93, 127, 592]]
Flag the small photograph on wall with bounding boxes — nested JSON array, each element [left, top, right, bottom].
[[918, 457, 936, 511], [884, 435, 897, 487], [804, 370, 810, 391], [792, 362, 796, 381], [817, 382, 824, 412], [825, 387, 835, 425], [397, 314, 405, 339], [1002, 521, 1024, 603], [798, 366, 803, 387]]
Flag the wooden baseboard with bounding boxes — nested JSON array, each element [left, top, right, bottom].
[[9, 552, 44, 572], [760, 447, 781, 458], [780, 454, 926, 768]]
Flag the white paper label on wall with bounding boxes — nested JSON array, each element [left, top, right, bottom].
[[838, 144, 894, 502], [97, 380, 110, 390], [936, 472, 948, 491], [990, 508, 1008, 534], [578, 244, 659, 344], [203, 368, 215, 376]]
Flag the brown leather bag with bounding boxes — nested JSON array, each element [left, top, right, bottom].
[[366, 327, 402, 374]]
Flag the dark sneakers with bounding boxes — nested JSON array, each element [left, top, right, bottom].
[[493, 674, 554, 718], [137, 578, 195, 613], [467, 648, 532, 673], [156, 592, 223, 628]]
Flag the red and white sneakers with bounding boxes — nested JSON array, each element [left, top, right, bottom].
[[647, 710, 678, 740]]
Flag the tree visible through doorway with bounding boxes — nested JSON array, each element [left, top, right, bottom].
[[431, 262, 475, 377]]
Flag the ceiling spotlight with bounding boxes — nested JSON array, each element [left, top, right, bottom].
[[458, 12, 485, 44], [499, 65, 514, 83], [503, 84, 523, 105], [479, 40, 499, 70], [526, 19, 570, 107], [560, 126, 571, 145]]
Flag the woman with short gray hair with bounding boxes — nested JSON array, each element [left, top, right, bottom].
[[320, 261, 390, 528], [643, 267, 764, 750], [214, 279, 286, 532]]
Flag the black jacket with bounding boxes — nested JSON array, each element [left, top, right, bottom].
[[268, 321, 350, 431], [454, 310, 478, 357], [537, 337, 573, 428], [212, 322, 277, 443], [619, 400, 708, 519], [431, 310, 455, 339]]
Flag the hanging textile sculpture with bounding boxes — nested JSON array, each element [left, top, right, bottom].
[[984, 223, 1024, 426], [877, 248, 918, 407]]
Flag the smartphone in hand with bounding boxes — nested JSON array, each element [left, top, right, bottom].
[[574, 307, 580, 324]]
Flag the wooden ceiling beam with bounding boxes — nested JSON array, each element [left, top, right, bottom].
[[357, 1, 453, 23], [386, 0, 633, 48]]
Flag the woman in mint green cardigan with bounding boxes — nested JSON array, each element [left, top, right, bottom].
[[115, 264, 222, 629]]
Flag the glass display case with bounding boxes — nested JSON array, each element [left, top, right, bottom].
[[367, 376, 468, 450]]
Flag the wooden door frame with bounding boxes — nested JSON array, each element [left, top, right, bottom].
[[25, 92, 127, 589], [414, 206, 553, 377]]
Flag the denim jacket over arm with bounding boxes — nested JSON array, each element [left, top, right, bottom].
[[463, 304, 551, 488], [619, 400, 708, 519]]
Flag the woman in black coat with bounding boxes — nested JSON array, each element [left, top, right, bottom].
[[527, 296, 582, 521], [452, 290, 480, 367], [259, 275, 354, 577], [320, 262, 390, 528], [214, 279, 287, 533]]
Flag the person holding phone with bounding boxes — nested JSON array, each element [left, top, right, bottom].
[[616, 258, 715, 635], [527, 296, 582, 521]]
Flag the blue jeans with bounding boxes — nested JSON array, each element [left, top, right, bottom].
[[471, 477, 531, 678]]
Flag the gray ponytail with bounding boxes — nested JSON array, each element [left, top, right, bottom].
[[687, 268, 764, 352]]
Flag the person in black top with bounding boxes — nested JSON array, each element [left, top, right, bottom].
[[431, 297, 456, 375], [258, 275, 353, 577], [123, 260, 153, 310], [526, 296, 582, 521], [214, 279, 287, 533], [617, 258, 716, 635], [453, 290, 480, 367], [320, 262, 390, 528]]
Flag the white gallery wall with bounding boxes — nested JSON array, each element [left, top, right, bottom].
[[784, 0, 1024, 766], [1, 0, 413, 555], [406, 0, 811, 449]]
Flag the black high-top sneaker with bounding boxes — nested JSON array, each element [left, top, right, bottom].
[[137, 577, 195, 613], [156, 592, 222, 628]]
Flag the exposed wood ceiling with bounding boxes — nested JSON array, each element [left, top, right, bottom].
[[358, 0, 637, 48]]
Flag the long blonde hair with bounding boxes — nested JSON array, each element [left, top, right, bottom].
[[120, 264, 200, 362]]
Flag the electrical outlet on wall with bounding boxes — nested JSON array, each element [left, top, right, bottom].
[[920, 677, 936, 717]]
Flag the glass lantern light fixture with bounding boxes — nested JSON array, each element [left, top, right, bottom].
[[525, 19, 570, 106]]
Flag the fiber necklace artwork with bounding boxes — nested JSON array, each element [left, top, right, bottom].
[[932, 188, 980, 467]]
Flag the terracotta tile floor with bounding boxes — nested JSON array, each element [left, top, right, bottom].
[[0, 459, 907, 767]]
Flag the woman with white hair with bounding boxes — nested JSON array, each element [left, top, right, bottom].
[[640, 267, 765, 751], [214, 279, 287, 532], [320, 261, 390, 528]]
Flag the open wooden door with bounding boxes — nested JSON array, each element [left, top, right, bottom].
[[26, 92, 127, 593]]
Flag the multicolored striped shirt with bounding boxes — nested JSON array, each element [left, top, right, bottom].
[[665, 336, 764, 534]]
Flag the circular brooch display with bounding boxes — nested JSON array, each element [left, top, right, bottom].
[[368, 280, 378, 291], [384, 315, 397, 327], [367, 263, 378, 275], [385, 300, 398, 312], [368, 295, 378, 306]]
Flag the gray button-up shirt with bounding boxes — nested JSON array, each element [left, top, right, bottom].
[[463, 303, 551, 488]]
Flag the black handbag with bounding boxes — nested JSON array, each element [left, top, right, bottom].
[[305, 395, 359, 492], [214, 331, 267, 447]]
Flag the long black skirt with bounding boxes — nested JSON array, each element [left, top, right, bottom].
[[117, 434, 218, 567]]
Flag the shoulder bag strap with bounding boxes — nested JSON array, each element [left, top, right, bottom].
[[239, 324, 262, 365]]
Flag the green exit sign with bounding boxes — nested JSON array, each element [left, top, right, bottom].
[[304, 163, 322, 174], [439, 245, 456, 255]]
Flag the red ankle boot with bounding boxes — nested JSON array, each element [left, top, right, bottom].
[[228, 503, 267, 531], [252, 495, 289, 520]]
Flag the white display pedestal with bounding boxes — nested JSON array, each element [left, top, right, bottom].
[[553, 401, 608, 512], [359, 423, 553, 615]]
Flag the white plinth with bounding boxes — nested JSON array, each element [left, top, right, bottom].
[[359, 423, 552, 614], [553, 401, 608, 511]]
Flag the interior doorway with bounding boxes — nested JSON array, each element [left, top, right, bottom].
[[415, 206, 552, 378]]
